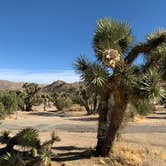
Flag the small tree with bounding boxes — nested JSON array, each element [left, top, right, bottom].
[[79, 86, 99, 115], [0, 91, 18, 114], [22, 83, 41, 111]]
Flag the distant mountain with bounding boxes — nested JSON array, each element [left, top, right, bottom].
[[0, 79, 82, 94], [0, 80, 47, 91], [42, 80, 82, 95], [0, 80, 24, 90]]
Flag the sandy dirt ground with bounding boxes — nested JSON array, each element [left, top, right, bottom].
[[0, 105, 166, 165]]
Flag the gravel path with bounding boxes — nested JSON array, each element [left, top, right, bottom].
[[0, 109, 166, 133], [0, 107, 166, 151]]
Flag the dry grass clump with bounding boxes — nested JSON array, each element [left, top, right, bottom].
[[152, 149, 166, 160], [64, 104, 85, 112], [110, 144, 144, 166], [96, 143, 166, 166]]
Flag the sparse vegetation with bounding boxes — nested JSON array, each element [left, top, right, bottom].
[[23, 83, 41, 111], [53, 95, 72, 110], [0, 128, 60, 166], [0, 91, 20, 119], [0, 16, 165, 166]]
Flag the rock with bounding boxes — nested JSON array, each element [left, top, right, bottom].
[[99, 158, 106, 165]]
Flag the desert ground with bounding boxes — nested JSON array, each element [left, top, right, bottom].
[[0, 105, 166, 166]]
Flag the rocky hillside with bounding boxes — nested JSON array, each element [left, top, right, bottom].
[[0, 79, 82, 94], [0, 80, 47, 90], [42, 80, 82, 95], [0, 80, 24, 90]]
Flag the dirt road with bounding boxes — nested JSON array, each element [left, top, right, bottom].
[[0, 106, 166, 165]]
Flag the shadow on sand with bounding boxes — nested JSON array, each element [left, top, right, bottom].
[[28, 110, 69, 117], [146, 116, 166, 120], [52, 146, 93, 162], [68, 117, 98, 122]]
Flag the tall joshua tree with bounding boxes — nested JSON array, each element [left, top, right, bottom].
[[23, 83, 41, 111], [75, 18, 166, 156]]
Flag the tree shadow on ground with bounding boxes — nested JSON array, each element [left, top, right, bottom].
[[146, 116, 166, 120], [155, 112, 166, 115], [28, 110, 69, 117], [52, 146, 93, 162], [68, 117, 98, 122], [54, 146, 88, 151]]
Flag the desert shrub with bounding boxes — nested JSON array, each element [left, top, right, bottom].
[[15, 90, 25, 111], [1, 152, 25, 166], [0, 128, 60, 166], [71, 94, 81, 104], [0, 102, 5, 119], [133, 100, 156, 116], [54, 96, 72, 110], [32, 94, 43, 106], [0, 92, 18, 114]]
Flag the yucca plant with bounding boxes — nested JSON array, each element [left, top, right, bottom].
[[0, 128, 60, 165], [75, 18, 166, 156], [0, 152, 25, 166], [0, 131, 11, 144], [22, 83, 41, 111], [5, 128, 40, 153]]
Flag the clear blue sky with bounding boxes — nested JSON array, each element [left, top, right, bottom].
[[0, 0, 165, 83]]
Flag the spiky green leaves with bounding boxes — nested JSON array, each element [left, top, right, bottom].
[[145, 30, 166, 79], [2, 152, 25, 166], [14, 128, 40, 148], [125, 30, 166, 64], [75, 56, 110, 90], [0, 131, 11, 144], [133, 69, 165, 103], [93, 18, 133, 61]]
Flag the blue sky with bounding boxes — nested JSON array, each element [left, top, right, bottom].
[[0, 0, 165, 83]]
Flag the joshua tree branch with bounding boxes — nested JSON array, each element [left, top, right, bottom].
[[125, 32, 166, 64]]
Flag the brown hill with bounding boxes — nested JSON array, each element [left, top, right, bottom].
[[0, 80, 47, 90], [0, 80, 24, 90], [42, 80, 82, 95]]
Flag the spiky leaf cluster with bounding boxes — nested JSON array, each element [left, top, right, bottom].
[[15, 128, 40, 148], [75, 56, 110, 91], [93, 18, 133, 60], [132, 69, 165, 103], [0, 131, 11, 144]]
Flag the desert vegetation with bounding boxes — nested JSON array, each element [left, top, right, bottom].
[[0, 17, 165, 165], [75, 18, 166, 156], [0, 128, 60, 166]]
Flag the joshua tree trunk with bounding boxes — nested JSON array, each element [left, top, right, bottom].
[[93, 92, 98, 114], [95, 93, 110, 156], [25, 97, 33, 111], [5, 137, 17, 152], [26, 103, 32, 112], [80, 91, 92, 115], [83, 101, 91, 115], [100, 84, 127, 156]]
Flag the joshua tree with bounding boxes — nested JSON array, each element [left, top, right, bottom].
[[23, 83, 41, 111], [75, 18, 166, 156], [0, 128, 60, 165], [78, 86, 99, 115]]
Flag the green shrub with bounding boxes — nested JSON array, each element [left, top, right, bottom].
[[54, 96, 72, 110], [0, 92, 18, 114], [134, 101, 156, 116], [1, 152, 25, 166], [0, 102, 5, 119], [15, 91, 25, 111]]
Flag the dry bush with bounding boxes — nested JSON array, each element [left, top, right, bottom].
[[95, 144, 166, 166]]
